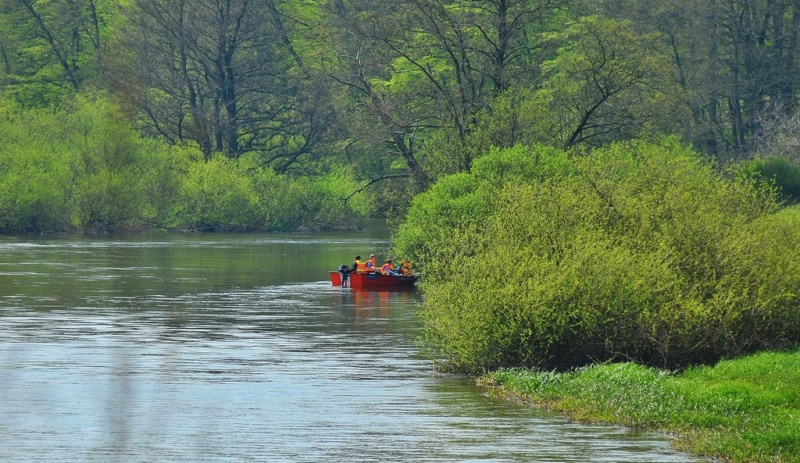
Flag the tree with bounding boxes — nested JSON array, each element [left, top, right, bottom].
[[327, 0, 565, 188], [108, 0, 335, 170], [597, 0, 800, 159], [531, 15, 688, 148], [0, 0, 106, 106]]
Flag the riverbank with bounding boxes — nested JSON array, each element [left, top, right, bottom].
[[480, 347, 800, 463]]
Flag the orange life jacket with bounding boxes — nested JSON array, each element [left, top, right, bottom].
[[381, 263, 395, 275], [401, 260, 413, 274], [356, 260, 367, 272]]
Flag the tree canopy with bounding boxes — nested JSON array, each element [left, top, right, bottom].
[[3, 0, 800, 230]]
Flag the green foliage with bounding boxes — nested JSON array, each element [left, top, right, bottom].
[[419, 15, 691, 177], [486, 348, 800, 463], [0, 0, 108, 107], [176, 155, 263, 232], [524, 16, 688, 148], [135, 141, 195, 228], [246, 161, 371, 231], [0, 94, 184, 233], [172, 153, 370, 232], [400, 138, 793, 373], [0, 95, 369, 234], [712, 210, 800, 353], [746, 157, 800, 204], [392, 144, 572, 266]]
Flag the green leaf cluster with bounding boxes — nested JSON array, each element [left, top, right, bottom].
[[744, 157, 800, 204], [397, 138, 798, 372], [0, 95, 370, 233]]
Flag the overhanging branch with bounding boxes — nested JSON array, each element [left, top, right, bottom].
[[343, 173, 413, 204]]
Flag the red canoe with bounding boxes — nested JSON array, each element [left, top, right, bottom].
[[330, 271, 417, 290]]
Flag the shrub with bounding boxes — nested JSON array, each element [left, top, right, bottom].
[[747, 156, 800, 204], [403, 138, 792, 373], [0, 94, 187, 233], [0, 96, 371, 234], [393, 144, 572, 269], [175, 155, 263, 231]]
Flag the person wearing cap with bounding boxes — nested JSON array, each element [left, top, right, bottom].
[[365, 254, 378, 272], [381, 259, 399, 276]]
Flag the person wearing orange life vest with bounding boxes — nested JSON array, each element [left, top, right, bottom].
[[365, 254, 378, 272], [352, 255, 367, 273], [400, 259, 413, 275], [381, 259, 400, 276]]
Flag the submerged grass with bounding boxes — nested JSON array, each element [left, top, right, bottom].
[[481, 348, 800, 463]]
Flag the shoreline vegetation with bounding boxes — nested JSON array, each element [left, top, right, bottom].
[[392, 141, 800, 462], [480, 347, 800, 463]]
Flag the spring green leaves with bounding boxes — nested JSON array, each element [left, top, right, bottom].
[[396, 139, 799, 372]]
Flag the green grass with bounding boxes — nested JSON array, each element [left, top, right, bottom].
[[481, 348, 800, 463]]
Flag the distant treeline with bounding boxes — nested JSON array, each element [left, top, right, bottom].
[[0, 97, 369, 234], [4, 1, 800, 222]]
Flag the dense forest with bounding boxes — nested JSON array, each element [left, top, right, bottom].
[[3, 0, 800, 233]]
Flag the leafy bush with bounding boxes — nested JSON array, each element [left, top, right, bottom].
[[0, 95, 189, 233], [175, 155, 263, 232], [0, 95, 370, 234], [747, 156, 800, 204], [292, 167, 371, 230], [393, 144, 572, 267], [0, 101, 89, 232], [401, 138, 794, 373], [174, 155, 371, 232]]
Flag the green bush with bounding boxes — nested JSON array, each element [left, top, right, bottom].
[[135, 141, 195, 229], [747, 156, 800, 204], [402, 138, 793, 373], [0, 103, 84, 232], [0, 95, 370, 234], [173, 155, 371, 232], [176, 155, 264, 231], [393, 144, 572, 269], [292, 167, 371, 229], [0, 95, 191, 233]]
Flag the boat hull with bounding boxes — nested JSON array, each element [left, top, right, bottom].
[[330, 271, 416, 290]]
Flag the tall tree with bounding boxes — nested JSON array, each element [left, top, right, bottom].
[[327, 0, 565, 186], [535, 15, 686, 148], [598, 0, 800, 159], [108, 0, 334, 169], [0, 0, 106, 106]]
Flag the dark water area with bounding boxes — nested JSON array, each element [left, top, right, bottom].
[[0, 232, 710, 462]]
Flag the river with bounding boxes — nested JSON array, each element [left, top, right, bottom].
[[0, 232, 709, 462]]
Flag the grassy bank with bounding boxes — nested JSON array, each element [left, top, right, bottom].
[[481, 348, 800, 463]]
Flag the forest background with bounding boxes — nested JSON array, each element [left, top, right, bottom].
[[3, 0, 800, 234]]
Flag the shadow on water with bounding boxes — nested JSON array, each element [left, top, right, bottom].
[[0, 233, 710, 462]]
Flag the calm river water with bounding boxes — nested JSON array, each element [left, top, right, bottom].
[[0, 232, 709, 462]]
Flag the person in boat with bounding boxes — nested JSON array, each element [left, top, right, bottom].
[[352, 255, 367, 273], [400, 259, 413, 275], [338, 256, 362, 287], [381, 259, 400, 276], [338, 263, 351, 287], [365, 254, 378, 272]]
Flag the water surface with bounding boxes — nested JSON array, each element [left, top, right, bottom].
[[0, 233, 709, 462]]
